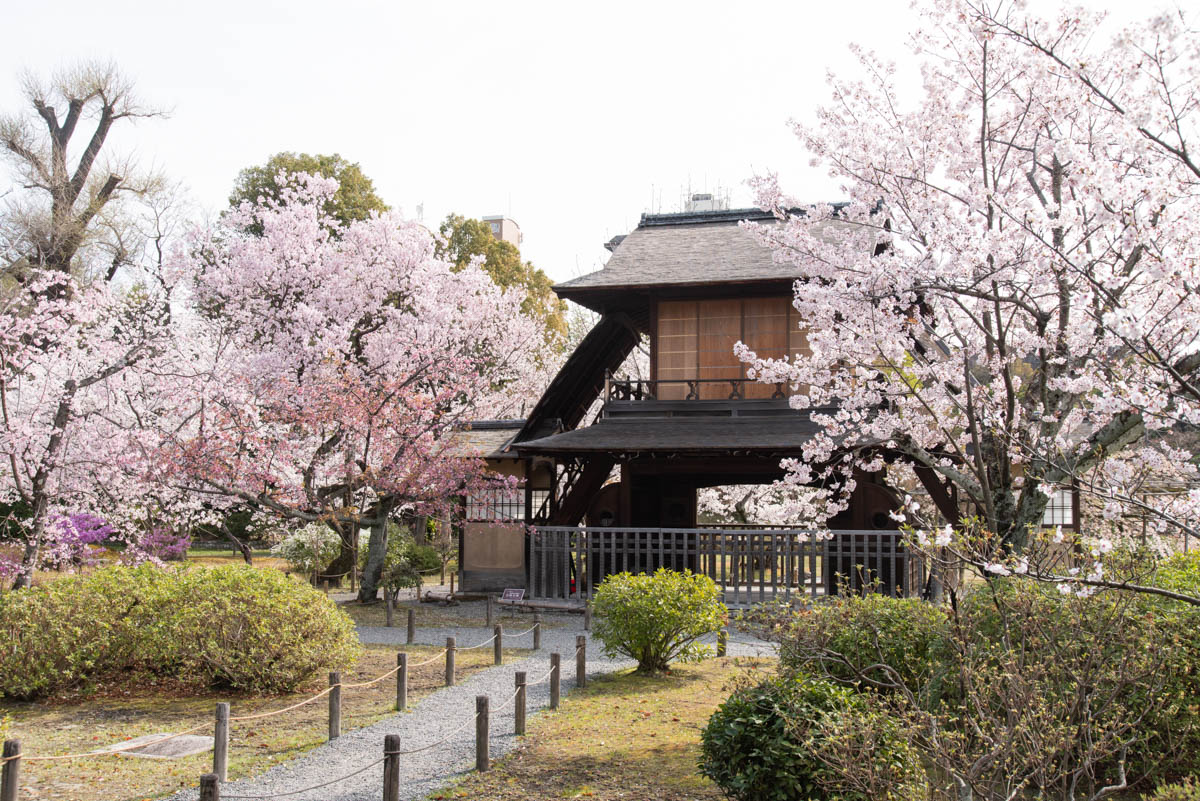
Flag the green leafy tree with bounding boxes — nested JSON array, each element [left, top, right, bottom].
[[228, 152, 387, 231], [436, 214, 567, 342]]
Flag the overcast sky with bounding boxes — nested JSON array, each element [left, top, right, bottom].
[[1, 0, 1160, 284]]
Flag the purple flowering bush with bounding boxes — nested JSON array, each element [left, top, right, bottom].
[[41, 513, 114, 571]]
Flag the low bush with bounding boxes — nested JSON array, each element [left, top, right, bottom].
[[0, 564, 359, 699], [1148, 779, 1200, 801], [746, 592, 949, 698], [591, 568, 725, 673], [699, 675, 924, 801]]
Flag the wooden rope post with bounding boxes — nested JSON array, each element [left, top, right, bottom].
[[717, 628, 728, 658], [584, 603, 592, 632], [533, 614, 542, 650], [1, 740, 21, 801], [199, 773, 220, 801], [576, 635, 587, 689], [385, 594, 394, 627], [449, 572, 455, 596], [396, 652, 408, 711], [446, 636, 456, 686], [213, 702, 230, 782], [515, 671, 527, 736], [475, 695, 490, 772], [383, 733, 400, 801], [328, 672, 342, 740], [493, 624, 503, 666], [486, 594, 495, 627], [406, 608, 416, 645], [550, 653, 561, 710]]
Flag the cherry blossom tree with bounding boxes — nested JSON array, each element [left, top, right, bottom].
[[0, 62, 181, 586], [739, 1, 1200, 595], [163, 174, 547, 600]]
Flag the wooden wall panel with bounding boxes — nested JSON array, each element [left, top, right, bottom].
[[743, 297, 789, 398], [652, 296, 810, 401], [656, 300, 696, 400], [697, 299, 741, 399]]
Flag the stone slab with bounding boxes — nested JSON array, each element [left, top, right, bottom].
[[91, 732, 213, 760]]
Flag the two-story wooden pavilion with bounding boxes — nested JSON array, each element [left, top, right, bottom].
[[458, 206, 931, 602]]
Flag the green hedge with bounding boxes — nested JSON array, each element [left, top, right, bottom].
[[0, 564, 360, 699]]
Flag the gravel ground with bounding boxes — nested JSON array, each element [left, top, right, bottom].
[[165, 613, 776, 801]]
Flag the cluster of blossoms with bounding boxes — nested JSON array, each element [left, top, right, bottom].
[[735, 0, 1200, 588]]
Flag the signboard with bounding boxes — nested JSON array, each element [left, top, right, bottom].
[[501, 588, 526, 601]]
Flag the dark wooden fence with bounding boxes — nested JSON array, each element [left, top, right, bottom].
[[528, 527, 926, 603]]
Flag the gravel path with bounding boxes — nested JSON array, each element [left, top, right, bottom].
[[166, 616, 776, 801]]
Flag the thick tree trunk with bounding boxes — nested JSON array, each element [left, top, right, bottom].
[[358, 515, 388, 602]]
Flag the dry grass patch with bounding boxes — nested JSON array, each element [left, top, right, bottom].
[[429, 656, 775, 801], [3, 644, 529, 801]]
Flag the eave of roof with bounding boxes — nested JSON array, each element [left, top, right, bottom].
[[514, 414, 827, 458]]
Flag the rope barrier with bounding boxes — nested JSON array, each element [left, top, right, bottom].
[[13, 722, 213, 762], [507, 624, 539, 638], [220, 755, 388, 799], [340, 663, 402, 690], [230, 687, 335, 722], [526, 665, 558, 686], [408, 648, 449, 667], [491, 686, 524, 714], [456, 633, 498, 650], [387, 710, 481, 756], [1, 631, 516, 764]]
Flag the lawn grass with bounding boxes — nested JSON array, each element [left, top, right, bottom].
[[427, 655, 776, 801], [2, 643, 530, 801]]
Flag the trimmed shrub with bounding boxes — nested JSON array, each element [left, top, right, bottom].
[[748, 592, 949, 698], [591, 568, 725, 673], [0, 564, 359, 699], [700, 675, 924, 801], [174, 565, 361, 691]]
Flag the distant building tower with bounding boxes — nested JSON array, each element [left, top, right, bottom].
[[684, 192, 730, 213], [483, 215, 523, 248]]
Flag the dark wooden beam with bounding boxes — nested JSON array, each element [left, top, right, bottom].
[[913, 464, 960, 525]]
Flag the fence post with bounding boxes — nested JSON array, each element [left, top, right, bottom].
[[515, 671, 527, 736], [213, 702, 230, 782], [446, 636, 456, 687], [486, 594, 495, 627], [383, 733, 400, 801], [396, 652, 408, 711], [450, 571, 455, 596], [1, 740, 21, 801], [533, 614, 542, 650], [717, 628, 728, 658], [385, 594, 394, 627], [550, 653, 561, 710], [406, 608, 416, 645], [584, 603, 592, 632], [576, 635, 587, 689], [328, 671, 342, 740], [475, 695, 490, 772], [199, 773, 220, 801], [494, 624, 503, 666]]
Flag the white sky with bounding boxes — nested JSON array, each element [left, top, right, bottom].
[[1, 0, 1159, 283]]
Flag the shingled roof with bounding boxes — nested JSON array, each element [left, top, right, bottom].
[[555, 207, 846, 304], [515, 413, 829, 458], [445, 419, 526, 459]]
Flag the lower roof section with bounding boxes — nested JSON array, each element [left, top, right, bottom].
[[514, 414, 825, 458]]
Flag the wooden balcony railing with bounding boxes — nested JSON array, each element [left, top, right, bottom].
[[605, 376, 789, 402]]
